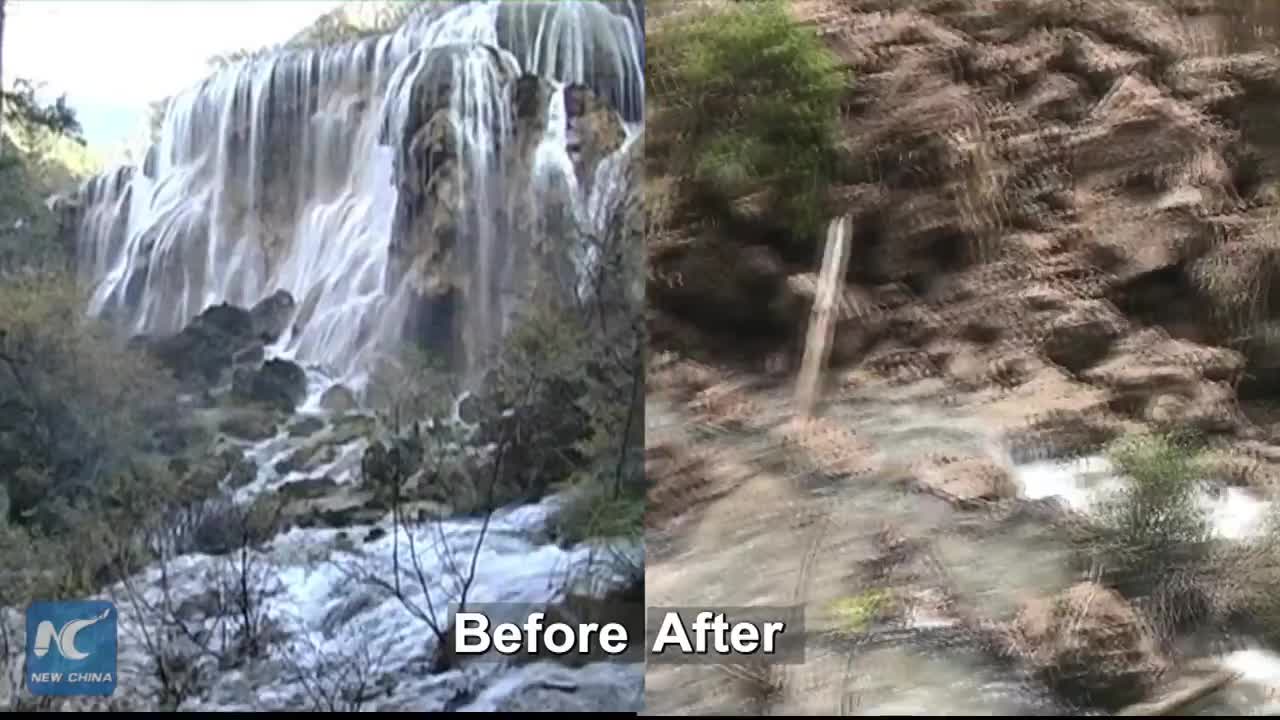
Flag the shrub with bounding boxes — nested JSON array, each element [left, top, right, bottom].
[[648, 0, 845, 240], [1086, 433, 1218, 636]]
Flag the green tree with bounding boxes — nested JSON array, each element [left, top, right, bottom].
[[649, 0, 845, 241]]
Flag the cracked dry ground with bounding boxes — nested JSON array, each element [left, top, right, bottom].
[[643, 358, 1102, 716]]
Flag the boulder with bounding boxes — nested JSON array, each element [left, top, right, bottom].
[[274, 441, 338, 476], [1041, 300, 1127, 373], [1007, 582, 1168, 709], [232, 358, 308, 413], [910, 454, 1018, 507], [249, 290, 296, 343], [143, 302, 258, 385], [287, 416, 326, 439], [216, 407, 282, 442], [319, 384, 358, 413], [278, 476, 340, 501]]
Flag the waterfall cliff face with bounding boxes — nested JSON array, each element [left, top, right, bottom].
[[71, 0, 643, 384]]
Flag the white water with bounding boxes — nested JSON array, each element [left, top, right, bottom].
[[73, 0, 644, 384], [1013, 455, 1273, 540], [0, 495, 642, 711]]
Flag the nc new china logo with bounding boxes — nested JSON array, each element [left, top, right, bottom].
[[26, 601, 117, 696]]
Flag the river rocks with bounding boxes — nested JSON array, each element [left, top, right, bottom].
[[274, 441, 338, 477], [910, 454, 1018, 507], [1007, 582, 1168, 709], [278, 475, 339, 500], [232, 358, 308, 413], [248, 289, 296, 342], [289, 490, 388, 529], [319, 384, 357, 412], [216, 407, 283, 442], [287, 416, 326, 439], [489, 662, 644, 713]]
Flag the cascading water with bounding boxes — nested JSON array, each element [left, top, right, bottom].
[[71, 0, 644, 386]]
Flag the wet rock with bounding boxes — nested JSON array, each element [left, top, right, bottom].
[[1007, 582, 1168, 710], [278, 476, 339, 500], [232, 358, 308, 413], [292, 285, 324, 339], [329, 413, 377, 445], [274, 442, 338, 476], [910, 454, 1018, 507], [320, 384, 358, 412], [489, 662, 644, 713], [232, 342, 265, 368], [565, 82, 627, 186], [142, 302, 258, 385], [227, 455, 258, 488], [288, 416, 326, 438], [310, 502, 386, 529], [249, 289, 296, 343], [216, 407, 282, 442]]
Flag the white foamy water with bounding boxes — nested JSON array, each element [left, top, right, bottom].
[[0, 497, 641, 711], [1012, 454, 1273, 541]]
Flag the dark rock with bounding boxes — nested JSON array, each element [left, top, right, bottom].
[[288, 416, 327, 438], [274, 443, 338, 476], [227, 455, 258, 488], [144, 302, 258, 385], [232, 358, 308, 413], [320, 384, 358, 412], [249, 290, 296, 343], [278, 476, 339, 500], [364, 526, 387, 543], [232, 343, 265, 368], [313, 504, 386, 528], [329, 413, 377, 444], [456, 392, 484, 425], [292, 285, 324, 339], [217, 408, 281, 442]]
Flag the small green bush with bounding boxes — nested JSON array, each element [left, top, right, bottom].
[[1086, 433, 1218, 634], [650, 0, 845, 241]]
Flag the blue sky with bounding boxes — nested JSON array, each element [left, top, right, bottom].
[[6, 0, 340, 161]]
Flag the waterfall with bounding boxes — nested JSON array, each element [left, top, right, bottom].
[[71, 0, 644, 385]]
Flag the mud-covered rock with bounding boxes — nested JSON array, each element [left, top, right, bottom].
[[1042, 300, 1128, 373], [1007, 582, 1168, 710], [910, 454, 1018, 507]]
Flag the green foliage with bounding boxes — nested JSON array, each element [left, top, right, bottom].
[[0, 274, 180, 533], [1095, 433, 1212, 565], [827, 589, 893, 635], [0, 78, 97, 273], [1085, 433, 1218, 633], [553, 481, 645, 544], [649, 0, 845, 240]]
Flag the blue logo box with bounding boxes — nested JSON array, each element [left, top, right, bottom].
[[26, 600, 117, 697]]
